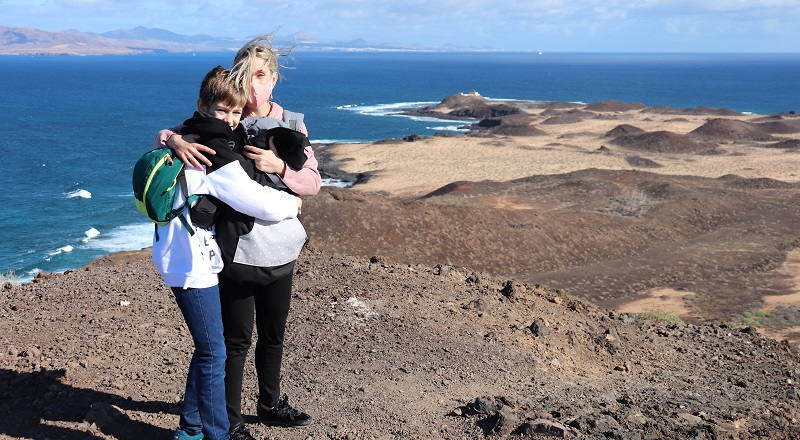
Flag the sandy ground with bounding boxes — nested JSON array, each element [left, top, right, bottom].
[[326, 111, 800, 197]]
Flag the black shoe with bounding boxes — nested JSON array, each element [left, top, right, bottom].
[[256, 395, 312, 427], [229, 424, 256, 440]]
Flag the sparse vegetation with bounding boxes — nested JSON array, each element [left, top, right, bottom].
[[729, 309, 769, 328], [638, 309, 687, 327], [606, 189, 652, 217]]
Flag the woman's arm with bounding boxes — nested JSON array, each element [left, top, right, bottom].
[[243, 145, 321, 197], [281, 147, 321, 196]]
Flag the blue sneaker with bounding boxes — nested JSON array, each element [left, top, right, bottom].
[[174, 429, 203, 440]]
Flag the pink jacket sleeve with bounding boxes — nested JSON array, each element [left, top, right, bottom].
[[152, 125, 184, 148], [282, 146, 321, 196]]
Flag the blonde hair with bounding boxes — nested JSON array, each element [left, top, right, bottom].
[[198, 65, 248, 110], [230, 34, 291, 102]]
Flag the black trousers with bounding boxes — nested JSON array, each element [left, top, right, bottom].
[[219, 270, 293, 428]]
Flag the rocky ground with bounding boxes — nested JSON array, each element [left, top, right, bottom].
[[1, 249, 799, 439]]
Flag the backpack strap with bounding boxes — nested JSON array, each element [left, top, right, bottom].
[[158, 172, 200, 239], [282, 110, 305, 132]]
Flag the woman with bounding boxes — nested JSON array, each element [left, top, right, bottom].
[[156, 36, 320, 439]]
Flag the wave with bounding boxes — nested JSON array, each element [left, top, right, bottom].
[[81, 223, 153, 253], [426, 125, 467, 132], [310, 139, 368, 144], [45, 245, 75, 261], [321, 178, 354, 188], [337, 101, 473, 124], [336, 101, 436, 115], [16, 268, 42, 284], [66, 189, 92, 199], [81, 227, 101, 243]]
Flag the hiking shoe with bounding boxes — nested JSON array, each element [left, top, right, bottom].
[[256, 395, 312, 427], [174, 429, 203, 440], [228, 424, 255, 440]]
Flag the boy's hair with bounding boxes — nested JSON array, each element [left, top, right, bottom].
[[230, 34, 291, 102], [198, 65, 247, 109]]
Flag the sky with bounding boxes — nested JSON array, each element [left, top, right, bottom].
[[2, 0, 799, 52]]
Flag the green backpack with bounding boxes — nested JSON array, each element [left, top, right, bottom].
[[132, 148, 200, 239]]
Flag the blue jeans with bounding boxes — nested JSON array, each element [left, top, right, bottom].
[[172, 286, 229, 440]]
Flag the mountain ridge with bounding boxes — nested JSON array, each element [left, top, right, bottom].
[[0, 25, 445, 55]]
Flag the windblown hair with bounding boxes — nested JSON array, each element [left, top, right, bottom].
[[230, 34, 291, 102], [198, 65, 248, 110]]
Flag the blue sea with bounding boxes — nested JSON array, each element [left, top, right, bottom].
[[1, 52, 798, 280]]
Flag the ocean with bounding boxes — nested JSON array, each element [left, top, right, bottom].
[[1, 52, 798, 280]]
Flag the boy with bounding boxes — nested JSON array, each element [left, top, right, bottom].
[[151, 66, 301, 440]]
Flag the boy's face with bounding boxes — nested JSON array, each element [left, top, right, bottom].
[[199, 100, 244, 130]]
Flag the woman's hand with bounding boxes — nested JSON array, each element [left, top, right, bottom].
[[295, 196, 303, 215], [167, 133, 215, 168], [243, 142, 286, 175]]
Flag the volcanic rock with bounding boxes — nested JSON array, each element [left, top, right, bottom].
[[408, 92, 520, 120]]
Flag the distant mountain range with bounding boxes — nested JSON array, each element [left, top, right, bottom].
[[0, 25, 448, 55]]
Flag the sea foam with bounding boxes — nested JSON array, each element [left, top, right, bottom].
[[337, 100, 477, 124], [426, 125, 467, 131], [82, 223, 153, 253], [81, 227, 101, 243], [66, 189, 92, 199], [322, 178, 355, 188]]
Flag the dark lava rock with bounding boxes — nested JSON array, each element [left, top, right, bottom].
[[625, 154, 663, 168], [410, 92, 520, 119], [460, 397, 499, 416], [482, 407, 518, 436], [529, 318, 550, 337], [516, 418, 581, 437], [403, 134, 426, 142], [499, 280, 515, 298]]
